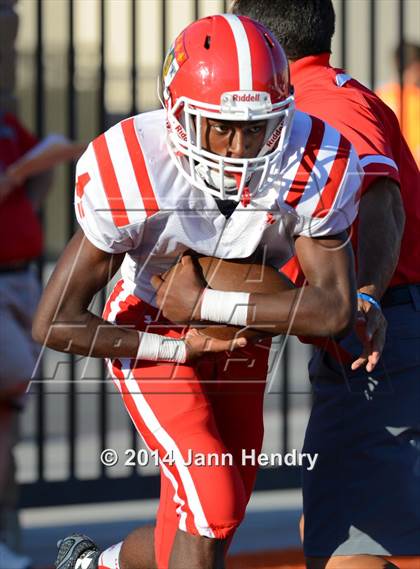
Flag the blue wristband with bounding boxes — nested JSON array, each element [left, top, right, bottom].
[[357, 292, 381, 311]]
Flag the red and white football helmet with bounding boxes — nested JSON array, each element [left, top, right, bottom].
[[161, 14, 295, 202]]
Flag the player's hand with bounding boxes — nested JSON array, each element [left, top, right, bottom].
[[151, 256, 204, 323], [351, 297, 387, 373], [184, 328, 246, 360]]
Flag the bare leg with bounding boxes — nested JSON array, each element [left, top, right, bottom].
[[169, 530, 226, 569], [306, 555, 400, 569], [118, 525, 157, 569]]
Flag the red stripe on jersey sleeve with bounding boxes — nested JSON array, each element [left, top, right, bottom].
[[92, 134, 130, 227], [285, 116, 325, 208], [75, 173, 90, 220], [75, 172, 90, 199], [121, 118, 159, 217], [312, 135, 352, 218], [77, 202, 85, 219]]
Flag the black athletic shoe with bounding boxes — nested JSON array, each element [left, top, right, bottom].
[[54, 533, 100, 569]]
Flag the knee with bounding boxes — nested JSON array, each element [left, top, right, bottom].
[[183, 469, 247, 540], [195, 490, 247, 540]]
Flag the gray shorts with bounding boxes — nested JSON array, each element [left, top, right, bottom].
[[0, 269, 41, 395], [302, 295, 420, 556]]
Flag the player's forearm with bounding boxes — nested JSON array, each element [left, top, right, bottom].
[[198, 235, 357, 337], [199, 284, 355, 337], [34, 309, 189, 363], [247, 286, 354, 337], [33, 309, 140, 358], [357, 179, 405, 299]]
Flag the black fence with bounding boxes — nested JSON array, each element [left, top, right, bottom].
[[18, 0, 410, 508]]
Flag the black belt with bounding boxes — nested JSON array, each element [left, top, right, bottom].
[[381, 283, 420, 308]]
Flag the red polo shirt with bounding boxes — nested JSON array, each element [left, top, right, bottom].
[[0, 113, 43, 263], [288, 53, 420, 287]]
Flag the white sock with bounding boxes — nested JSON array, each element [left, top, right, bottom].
[[97, 542, 123, 569]]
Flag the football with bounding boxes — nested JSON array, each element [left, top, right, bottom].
[[163, 253, 295, 340]]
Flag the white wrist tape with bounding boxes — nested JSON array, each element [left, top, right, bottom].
[[200, 289, 250, 326], [137, 332, 187, 363]]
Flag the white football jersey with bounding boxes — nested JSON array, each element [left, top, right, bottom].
[[75, 109, 362, 306]]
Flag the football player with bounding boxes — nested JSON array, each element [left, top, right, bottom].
[[34, 14, 363, 569]]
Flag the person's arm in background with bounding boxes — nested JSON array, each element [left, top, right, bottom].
[[351, 177, 405, 371], [357, 178, 405, 298], [5, 135, 86, 186], [301, 94, 408, 373], [0, 134, 86, 206]]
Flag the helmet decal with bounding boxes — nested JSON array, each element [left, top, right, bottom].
[[162, 33, 188, 99]]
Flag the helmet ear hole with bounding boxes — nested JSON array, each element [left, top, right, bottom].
[[204, 35, 211, 49]]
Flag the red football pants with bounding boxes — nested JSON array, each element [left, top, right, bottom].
[[104, 280, 271, 569]]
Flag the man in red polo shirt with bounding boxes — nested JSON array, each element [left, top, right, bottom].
[[0, 110, 84, 569], [232, 1, 420, 568]]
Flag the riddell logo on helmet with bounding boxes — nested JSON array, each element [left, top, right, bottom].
[[175, 123, 187, 141], [267, 126, 283, 148], [266, 123, 284, 149], [232, 93, 261, 102]]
